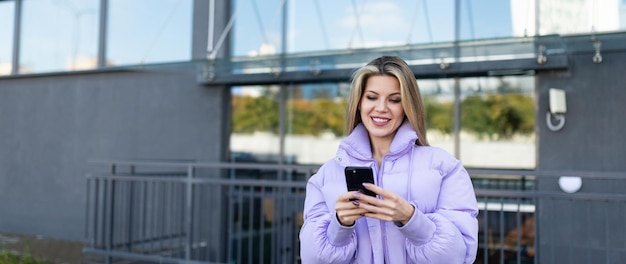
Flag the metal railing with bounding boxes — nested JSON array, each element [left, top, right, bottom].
[[83, 160, 626, 264], [84, 160, 315, 264]]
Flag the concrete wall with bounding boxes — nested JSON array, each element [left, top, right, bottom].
[[536, 51, 626, 262], [0, 69, 227, 240]]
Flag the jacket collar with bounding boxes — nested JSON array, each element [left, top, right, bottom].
[[337, 120, 418, 163]]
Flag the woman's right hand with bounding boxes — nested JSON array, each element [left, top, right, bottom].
[[335, 191, 370, 226]]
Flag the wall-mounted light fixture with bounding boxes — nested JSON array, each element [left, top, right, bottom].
[[546, 88, 567, 132], [558, 176, 582, 193]]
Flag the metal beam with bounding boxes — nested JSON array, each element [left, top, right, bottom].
[[11, 0, 22, 75], [97, 0, 108, 68], [199, 55, 568, 86]]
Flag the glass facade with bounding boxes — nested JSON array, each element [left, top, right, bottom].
[[232, 0, 626, 56], [459, 0, 514, 40], [107, 0, 192, 66], [230, 75, 536, 169], [230, 83, 350, 168], [230, 85, 281, 165], [0, 1, 13, 75], [232, 0, 285, 56], [460, 75, 536, 168], [284, 83, 350, 165], [421, 79, 456, 156], [0, 0, 624, 73], [20, 0, 99, 73], [232, 0, 455, 56]]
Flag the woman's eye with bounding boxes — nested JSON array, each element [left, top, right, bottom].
[[366, 96, 377, 101], [390, 98, 401, 103]]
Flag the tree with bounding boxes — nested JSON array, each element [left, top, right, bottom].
[[232, 95, 279, 133], [424, 97, 454, 134], [461, 94, 534, 139]]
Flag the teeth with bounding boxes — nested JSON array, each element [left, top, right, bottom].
[[372, 118, 389, 123]]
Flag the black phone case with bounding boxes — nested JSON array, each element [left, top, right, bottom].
[[344, 166, 376, 197]]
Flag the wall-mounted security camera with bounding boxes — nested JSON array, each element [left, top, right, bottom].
[[546, 88, 566, 131], [549, 88, 567, 115]]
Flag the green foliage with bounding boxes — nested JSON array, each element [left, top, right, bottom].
[[231, 91, 534, 140], [461, 94, 534, 139], [308, 99, 347, 136], [424, 97, 453, 134], [233, 95, 347, 137], [0, 250, 45, 264], [232, 95, 280, 134]]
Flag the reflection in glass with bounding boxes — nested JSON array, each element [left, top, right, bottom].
[[0, 1, 14, 75], [284, 83, 349, 165], [459, 0, 513, 40], [230, 85, 281, 169], [232, 0, 284, 56], [538, 0, 623, 35], [233, 0, 455, 55], [20, 0, 99, 73], [107, 0, 192, 66], [420, 79, 456, 156], [229, 83, 350, 180], [460, 75, 535, 168], [233, 0, 626, 56]]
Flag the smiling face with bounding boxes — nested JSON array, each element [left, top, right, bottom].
[[359, 75, 405, 143]]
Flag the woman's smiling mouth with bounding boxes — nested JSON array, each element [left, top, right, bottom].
[[372, 117, 390, 124]]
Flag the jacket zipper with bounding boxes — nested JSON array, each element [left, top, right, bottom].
[[375, 160, 391, 264]]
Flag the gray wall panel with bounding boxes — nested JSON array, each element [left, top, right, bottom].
[[536, 52, 626, 263], [538, 52, 626, 172], [0, 70, 224, 240]]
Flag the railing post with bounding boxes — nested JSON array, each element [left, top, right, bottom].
[[185, 164, 195, 261], [105, 163, 116, 264], [126, 166, 135, 252]]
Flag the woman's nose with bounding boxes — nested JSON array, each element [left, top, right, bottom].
[[375, 100, 387, 112]]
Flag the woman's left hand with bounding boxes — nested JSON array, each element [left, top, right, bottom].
[[353, 183, 415, 226]]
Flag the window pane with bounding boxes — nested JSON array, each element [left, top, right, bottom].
[[0, 1, 14, 75], [232, 0, 284, 56], [421, 79, 456, 155], [460, 75, 536, 169], [107, 0, 192, 66], [233, 0, 454, 55], [538, 0, 623, 35], [284, 83, 350, 165], [460, 0, 513, 40], [20, 0, 99, 73], [230, 85, 281, 168]]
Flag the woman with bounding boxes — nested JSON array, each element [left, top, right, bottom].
[[299, 56, 478, 263]]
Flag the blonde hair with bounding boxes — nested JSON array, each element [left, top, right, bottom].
[[345, 56, 429, 146]]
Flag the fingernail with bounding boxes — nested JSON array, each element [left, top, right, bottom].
[[362, 183, 372, 187], [352, 192, 361, 199], [352, 200, 360, 206]]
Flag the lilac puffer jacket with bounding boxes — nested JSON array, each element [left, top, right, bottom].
[[299, 121, 478, 263]]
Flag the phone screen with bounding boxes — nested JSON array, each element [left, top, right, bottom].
[[344, 166, 376, 197]]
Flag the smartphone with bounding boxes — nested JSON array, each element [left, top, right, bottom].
[[344, 166, 376, 198]]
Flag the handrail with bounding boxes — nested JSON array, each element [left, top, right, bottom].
[[84, 159, 626, 264]]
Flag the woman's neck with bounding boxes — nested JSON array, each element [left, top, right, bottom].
[[370, 136, 393, 166]]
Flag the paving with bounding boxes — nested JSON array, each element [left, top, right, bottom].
[[0, 232, 93, 264]]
